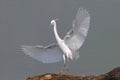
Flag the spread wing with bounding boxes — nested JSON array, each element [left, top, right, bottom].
[[21, 43, 63, 63], [64, 8, 90, 59]]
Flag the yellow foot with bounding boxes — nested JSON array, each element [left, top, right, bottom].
[[58, 67, 69, 75], [63, 67, 69, 72]]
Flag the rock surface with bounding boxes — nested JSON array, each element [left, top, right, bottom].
[[26, 67, 120, 80]]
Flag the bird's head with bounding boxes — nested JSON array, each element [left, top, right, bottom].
[[50, 19, 59, 27]]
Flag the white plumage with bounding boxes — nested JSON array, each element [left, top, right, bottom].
[[21, 8, 90, 65]]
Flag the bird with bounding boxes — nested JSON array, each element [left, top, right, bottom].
[[21, 8, 90, 71]]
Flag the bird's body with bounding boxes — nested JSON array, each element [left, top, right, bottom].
[[51, 19, 73, 62], [21, 8, 90, 67]]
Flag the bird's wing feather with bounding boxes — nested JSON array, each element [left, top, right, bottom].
[[21, 43, 63, 63], [64, 8, 90, 57]]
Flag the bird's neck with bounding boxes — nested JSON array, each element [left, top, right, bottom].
[[53, 22, 62, 42]]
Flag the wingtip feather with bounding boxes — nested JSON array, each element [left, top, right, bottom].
[[21, 45, 31, 56]]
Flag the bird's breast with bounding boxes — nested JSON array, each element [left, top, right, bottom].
[[58, 41, 73, 60]]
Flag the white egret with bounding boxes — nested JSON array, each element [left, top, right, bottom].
[[21, 8, 90, 71]]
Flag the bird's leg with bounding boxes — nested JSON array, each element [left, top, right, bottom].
[[58, 63, 69, 75], [59, 55, 69, 74], [63, 63, 69, 72]]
